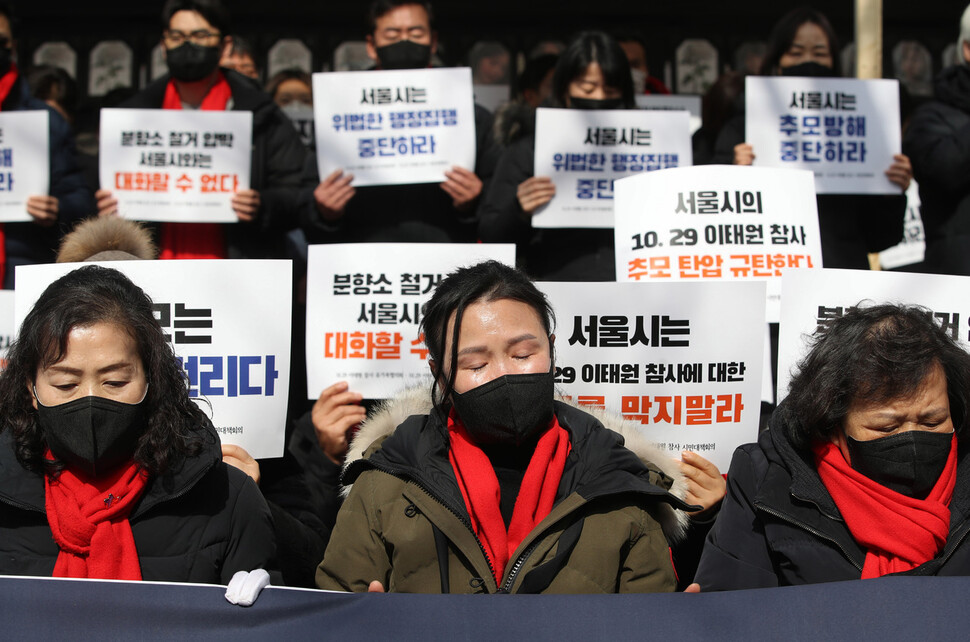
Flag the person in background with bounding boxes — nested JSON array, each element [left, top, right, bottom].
[[468, 40, 511, 86], [694, 305, 970, 589], [615, 32, 671, 95], [221, 34, 259, 81], [94, 0, 307, 261], [266, 68, 314, 147], [27, 64, 77, 127], [0, 4, 92, 289], [691, 71, 744, 165]]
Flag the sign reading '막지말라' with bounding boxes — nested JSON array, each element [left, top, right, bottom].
[[99, 108, 253, 223], [312, 67, 477, 187]]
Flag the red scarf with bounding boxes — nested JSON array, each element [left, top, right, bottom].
[[813, 435, 957, 579], [159, 72, 232, 260], [45, 455, 150, 580], [0, 62, 18, 286], [447, 408, 571, 586]]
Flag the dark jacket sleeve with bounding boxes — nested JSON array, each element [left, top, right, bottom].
[[904, 103, 970, 197], [711, 114, 744, 165], [693, 445, 780, 591], [48, 106, 93, 225], [250, 104, 311, 233], [477, 136, 535, 243], [221, 466, 277, 584], [288, 410, 344, 532]]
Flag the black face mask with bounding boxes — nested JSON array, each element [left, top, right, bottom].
[[570, 96, 625, 110], [0, 46, 12, 77], [36, 391, 148, 479], [847, 430, 953, 499], [781, 61, 836, 78], [451, 370, 555, 447], [376, 40, 432, 70], [166, 42, 222, 82]]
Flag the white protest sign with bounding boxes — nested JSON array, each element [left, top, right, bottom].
[[635, 94, 702, 135], [312, 68, 476, 187], [540, 280, 765, 470], [306, 243, 515, 399], [614, 165, 822, 323], [99, 108, 252, 223], [0, 290, 14, 367], [777, 268, 970, 401], [15, 260, 291, 459], [745, 76, 901, 195], [532, 108, 692, 229], [879, 180, 925, 270], [0, 111, 49, 222]]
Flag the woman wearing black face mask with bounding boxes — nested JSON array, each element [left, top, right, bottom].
[[0, 265, 274, 583], [710, 7, 911, 270], [478, 31, 635, 281], [693, 304, 970, 591], [317, 260, 703, 594]]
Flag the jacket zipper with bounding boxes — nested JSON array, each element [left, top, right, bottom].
[[755, 502, 863, 572], [498, 540, 542, 593]]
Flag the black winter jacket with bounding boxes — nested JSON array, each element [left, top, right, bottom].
[[0, 424, 275, 584], [3, 75, 93, 288], [119, 69, 308, 259], [903, 65, 970, 274], [694, 406, 970, 590]]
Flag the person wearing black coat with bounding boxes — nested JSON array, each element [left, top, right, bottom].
[[694, 305, 970, 590]]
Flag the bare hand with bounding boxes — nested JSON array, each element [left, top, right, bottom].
[[231, 189, 261, 222], [679, 450, 726, 516], [222, 443, 260, 485], [314, 169, 356, 222], [312, 381, 367, 465], [684, 583, 701, 593], [367, 581, 385, 593], [95, 189, 119, 218], [26, 195, 58, 226], [440, 166, 482, 210], [516, 176, 556, 216], [733, 143, 755, 166], [885, 153, 912, 191]]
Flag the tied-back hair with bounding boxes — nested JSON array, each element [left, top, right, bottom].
[[780, 304, 970, 451], [549, 31, 635, 108], [0, 265, 212, 475], [419, 261, 555, 420], [760, 6, 839, 75]]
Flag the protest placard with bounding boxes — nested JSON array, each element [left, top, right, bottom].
[[532, 107, 692, 228], [540, 280, 765, 470], [614, 165, 822, 322], [99, 108, 252, 223], [745, 76, 901, 194], [879, 180, 925, 270], [15, 260, 290, 459], [313, 67, 476, 186], [0, 111, 49, 222], [635, 94, 702, 135], [777, 268, 970, 401], [306, 243, 515, 399]]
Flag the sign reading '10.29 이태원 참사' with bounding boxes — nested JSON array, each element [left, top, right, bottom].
[[532, 107, 693, 228], [613, 165, 822, 323], [312, 67, 477, 187], [305, 243, 516, 399], [99, 108, 253, 223], [15, 260, 292, 459], [745, 76, 901, 195], [539, 280, 765, 470], [0, 111, 49, 222]]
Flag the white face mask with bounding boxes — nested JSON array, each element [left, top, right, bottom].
[[630, 68, 647, 94]]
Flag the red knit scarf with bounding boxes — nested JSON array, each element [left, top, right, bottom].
[[813, 434, 957, 579], [0, 62, 18, 286], [159, 72, 231, 260], [447, 408, 571, 586], [45, 454, 150, 580]]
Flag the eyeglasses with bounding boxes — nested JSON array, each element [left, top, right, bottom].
[[163, 30, 221, 47]]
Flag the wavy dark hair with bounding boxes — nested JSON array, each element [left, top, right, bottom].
[[549, 31, 635, 108], [1, 265, 211, 476], [760, 6, 838, 75], [420, 261, 555, 418], [780, 304, 970, 451]]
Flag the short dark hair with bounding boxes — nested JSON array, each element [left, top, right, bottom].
[[28, 65, 78, 120], [366, 0, 434, 35], [265, 67, 312, 98], [550, 31, 635, 108], [0, 2, 17, 40], [780, 304, 970, 451], [517, 53, 559, 96], [760, 6, 838, 75], [226, 34, 256, 60], [420, 261, 555, 414], [0, 265, 212, 476], [161, 0, 230, 35]]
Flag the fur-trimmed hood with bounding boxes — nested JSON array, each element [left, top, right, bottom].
[[57, 217, 158, 263], [344, 386, 692, 542], [492, 100, 536, 147]]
